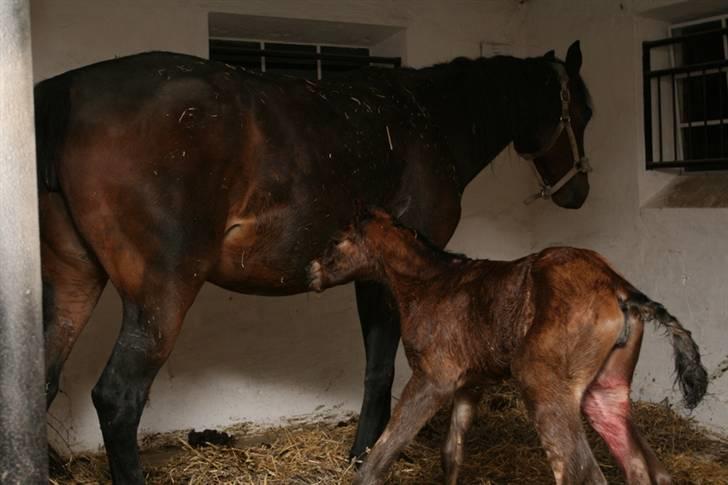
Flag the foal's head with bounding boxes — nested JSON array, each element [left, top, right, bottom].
[[310, 209, 435, 291], [308, 210, 392, 292], [513, 41, 593, 209], [309, 210, 462, 292]]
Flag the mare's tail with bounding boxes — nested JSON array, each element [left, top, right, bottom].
[[33, 74, 72, 193], [621, 292, 708, 409]]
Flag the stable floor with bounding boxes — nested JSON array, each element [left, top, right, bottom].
[[50, 384, 728, 484]]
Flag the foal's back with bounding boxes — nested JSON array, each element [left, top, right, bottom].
[[411, 247, 632, 381]]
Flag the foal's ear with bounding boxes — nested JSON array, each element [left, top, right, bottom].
[[543, 49, 555, 60], [565, 41, 582, 75]]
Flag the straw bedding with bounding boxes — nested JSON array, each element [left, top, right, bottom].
[[49, 384, 728, 484]]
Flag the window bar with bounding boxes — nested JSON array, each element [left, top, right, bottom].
[[685, 70, 692, 160], [643, 44, 653, 166], [261, 41, 266, 73], [672, 72, 678, 162], [723, 25, 728, 157], [703, 69, 708, 157], [657, 75, 663, 162], [721, 66, 725, 156], [316, 45, 322, 80]]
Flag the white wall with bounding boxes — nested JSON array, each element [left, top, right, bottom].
[[35, 0, 727, 453], [520, 0, 728, 432], [32, 0, 533, 452]]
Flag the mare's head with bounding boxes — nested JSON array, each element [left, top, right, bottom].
[[512, 41, 593, 209], [308, 210, 398, 292]]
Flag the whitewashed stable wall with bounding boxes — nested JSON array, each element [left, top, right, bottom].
[[31, 0, 536, 452], [519, 0, 728, 432], [32, 0, 728, 452]]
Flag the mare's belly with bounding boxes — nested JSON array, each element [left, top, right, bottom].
[[207, 211, 338, 296]]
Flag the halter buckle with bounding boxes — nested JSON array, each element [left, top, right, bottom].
[[560, 86, 570, 103], [575, 157, 592, 173]]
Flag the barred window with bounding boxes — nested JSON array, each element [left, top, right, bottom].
[[643, 14, 728, 170], [209, 39, 400, 81]]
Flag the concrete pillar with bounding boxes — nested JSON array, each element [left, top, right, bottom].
[[0, 0, 48, 483]]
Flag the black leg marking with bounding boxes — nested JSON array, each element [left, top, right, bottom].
[[350, 281, 401, 461]]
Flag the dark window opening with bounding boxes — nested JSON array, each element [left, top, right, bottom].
[[643, 15, 728, 171], [209, 39, 401, 81], [265, 42, 317, 79]]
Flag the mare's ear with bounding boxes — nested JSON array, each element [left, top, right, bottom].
[[543, 49, 555, 60], [565, 41, 582, 76], [390, 195, 412, 219]]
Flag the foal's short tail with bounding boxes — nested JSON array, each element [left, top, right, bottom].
[[622, 292, 708, 409]]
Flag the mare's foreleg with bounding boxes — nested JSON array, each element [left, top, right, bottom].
[[351, 281, 401, 460]]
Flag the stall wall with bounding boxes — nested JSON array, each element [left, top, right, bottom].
[[520, 0, 728, 432], [34, 0, 727, 453], [31, 0, 535, 452]]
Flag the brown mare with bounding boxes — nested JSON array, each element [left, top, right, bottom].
[[309, 210, 708, 485], [35, 42, 592, 483]]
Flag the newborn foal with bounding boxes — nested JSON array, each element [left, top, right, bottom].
[[309, 210, 707, 485]]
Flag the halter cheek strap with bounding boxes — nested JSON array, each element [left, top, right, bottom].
[[519, 80, 592, 205]]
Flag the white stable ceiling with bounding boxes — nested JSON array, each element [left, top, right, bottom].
[[209, 12, 404, 46], [635, 0, 727, 22]]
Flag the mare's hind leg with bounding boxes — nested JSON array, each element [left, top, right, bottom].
[[351, 281, 401, 460], [40, 193, 107, 406], [582, 318, 672, 484], [441, 386, 482, 485], [92, 276, 203, 484]]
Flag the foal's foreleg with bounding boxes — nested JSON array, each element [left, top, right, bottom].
[[351, 281, 401, 460], [354, 373, 448, 485], [441, 386, 481, 485], [92, 280, 201, 484]]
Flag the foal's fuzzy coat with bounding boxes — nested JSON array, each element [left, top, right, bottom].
[[309, 210, 707, 485]]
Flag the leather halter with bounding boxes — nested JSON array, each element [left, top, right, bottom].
[[519, 79, 592, 205]]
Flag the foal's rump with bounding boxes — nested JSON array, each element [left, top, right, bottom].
[[534, 246, 708, 408]]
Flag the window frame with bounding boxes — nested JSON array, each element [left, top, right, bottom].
[[643, 13, 728, 171], [209, 37, 401, 81]]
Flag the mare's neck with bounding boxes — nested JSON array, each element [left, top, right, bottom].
[[411, 57, 524, 189]]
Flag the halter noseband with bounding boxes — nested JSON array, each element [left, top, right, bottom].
[[519, 79, 591, 205]]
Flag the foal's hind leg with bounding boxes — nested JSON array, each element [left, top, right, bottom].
[[582, 318, 672, 484], [516, 364, 606, 485], [40, 193, 107, 406], [92, 276, 203, 484], [351, 281, 401, 460], [442, 386, 481, 485]]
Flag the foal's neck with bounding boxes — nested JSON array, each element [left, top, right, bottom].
[[412, 56, 525, 188], [368, 225, 463, 298]]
